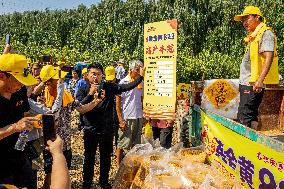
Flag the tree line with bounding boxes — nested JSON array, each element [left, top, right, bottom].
[[0, 0, 283, 82]]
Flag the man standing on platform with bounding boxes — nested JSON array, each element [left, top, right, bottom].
[[234, 6, 279, 129]]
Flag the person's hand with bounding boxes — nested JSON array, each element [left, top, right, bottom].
[[94, 89, 105, 99], [253, 80, 263, 93], [57, 78, 64, 85], [37, 96, 46, 104], [89, 84, 98, 95], [139, 66, 145, 77], [166, 119, 174, 127], [35, 76, 41, 83], [92, 90, 105, 105], [119, 120, 127, 131], [13, 117, 40, 132], [3, 44, 11, 54], [27, 86, 34, 97], [45, 135, 63, 157], [33, 82, 45, 95]]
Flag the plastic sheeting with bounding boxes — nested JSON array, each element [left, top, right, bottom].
[[201, 79, 240, 120], [113, 143, 241, 189]]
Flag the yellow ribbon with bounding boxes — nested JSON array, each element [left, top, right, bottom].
[[45, 87, 74, 108], [244, 22, 264, 43]]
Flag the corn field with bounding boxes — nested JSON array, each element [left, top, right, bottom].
[[0, 0, 283, 82]]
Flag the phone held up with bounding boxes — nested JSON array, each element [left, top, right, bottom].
[[42, 114, 56, 145], [42, 55, 51, 63], [5, 34, 11, 45]]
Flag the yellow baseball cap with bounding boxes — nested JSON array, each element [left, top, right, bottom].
[[0, 54, 38, 86], [234, 6, 263, 21], [105, 66, 115, 81], [82, 68, 88, 74], [40, 65, 68, 83]]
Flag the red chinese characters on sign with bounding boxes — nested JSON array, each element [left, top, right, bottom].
[[159, 45, 166, 54], [145, 44, 175, 55], [146, 46, 152, 54], [256, 152, 284, 172], [152, 45, 158, 54], [166, 44, 175, 53]]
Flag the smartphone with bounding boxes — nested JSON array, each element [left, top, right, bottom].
[[5, 34, 10, 45], [97, 83, 104, 99], [42, 55, 51, 63], [42, 114, 56, 145]]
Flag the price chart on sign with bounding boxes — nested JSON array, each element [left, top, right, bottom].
[[143, 19, 177, 119]]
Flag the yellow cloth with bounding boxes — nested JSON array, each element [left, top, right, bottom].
[[144, 122, 153, 138], [244, 23, 279, 84], [45, 87, 74, 108], [128, 74, 143, 90], [0, 184, 24, 189], [244, 22, 264, 43]]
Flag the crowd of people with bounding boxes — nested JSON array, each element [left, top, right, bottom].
[[0, 43, 160, 189], [0, 5, 280, 189]]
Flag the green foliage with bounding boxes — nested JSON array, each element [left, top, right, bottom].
[[178, 49, 241, 83], [0, 0, 283, 81]]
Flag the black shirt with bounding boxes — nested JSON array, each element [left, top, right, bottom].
[[0, 87, 30, 175], [76, 76, 143, 135]]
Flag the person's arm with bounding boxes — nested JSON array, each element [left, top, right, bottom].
[[33, 82, 45, 95], [116, 75, 143, 94], [75, 98, 102, 114], [28, 82, 64, 114], [75, 90, 105, 114], [74, 80, 82, 98], [51, 80, 64, 113], [115, 66, 145, 94], [253, 51, 274, 92], [3, 44, 11, 54], [116, 95, 127, 131], [46, 135, 70, 189], [76, 85, 94, 105], [0, 117, 39, 140]]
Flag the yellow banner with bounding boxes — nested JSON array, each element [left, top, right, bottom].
[[201, 111, 284, 189], [143, 19, 177, 119]]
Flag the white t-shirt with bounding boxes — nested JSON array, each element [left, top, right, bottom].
[[119, 76, 143, 119]]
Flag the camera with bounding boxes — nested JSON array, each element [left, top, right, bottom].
[[42, 55, 52, 63]]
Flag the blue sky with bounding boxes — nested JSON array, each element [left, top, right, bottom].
[[0, 0, 100, 14]]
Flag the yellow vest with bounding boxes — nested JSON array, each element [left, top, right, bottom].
[[248, 24, 279, 84]]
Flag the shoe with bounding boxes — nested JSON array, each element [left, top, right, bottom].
[[99, 181, 112, 189], [82, 183, 92, 189], [82, 186, 91, 189]]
